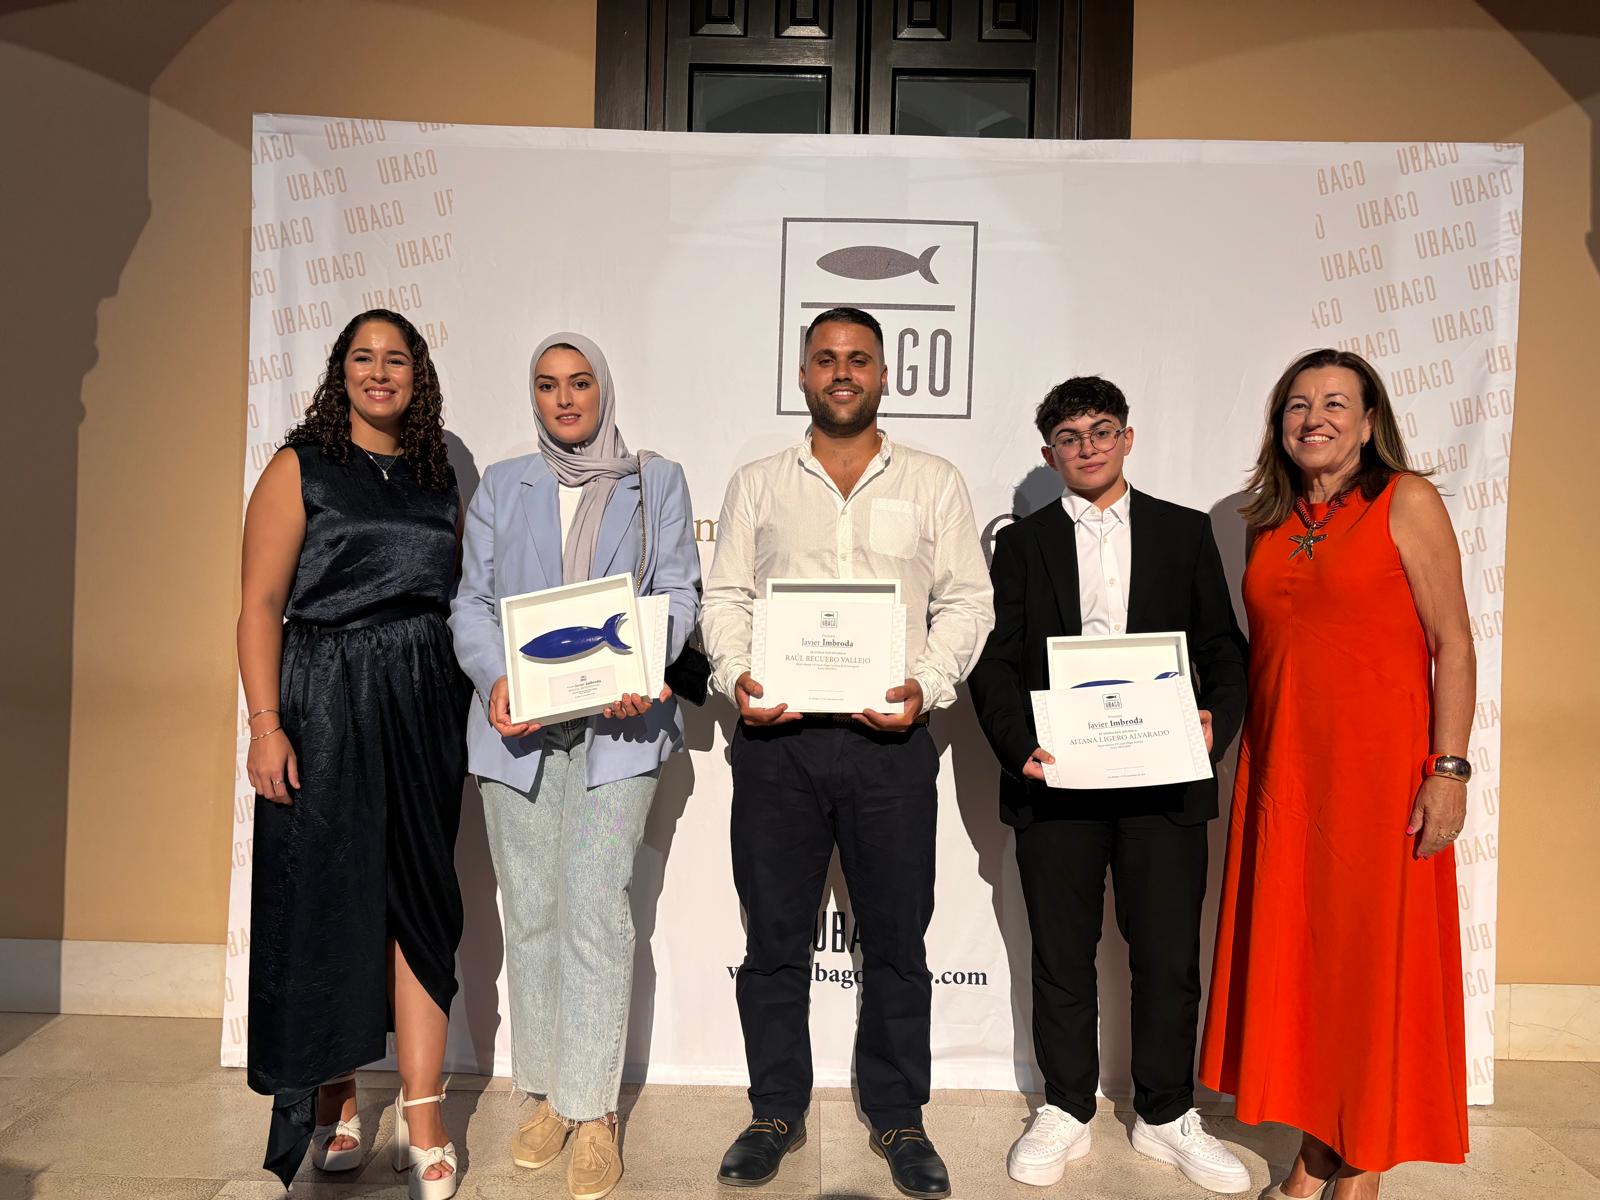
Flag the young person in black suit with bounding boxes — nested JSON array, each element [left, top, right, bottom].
[[969, 377, 1251, 1194]]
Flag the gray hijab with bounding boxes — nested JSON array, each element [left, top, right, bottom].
[[531, 332, 639, 584]]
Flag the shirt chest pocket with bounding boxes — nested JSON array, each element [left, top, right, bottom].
[[869, 498, 922, 559]]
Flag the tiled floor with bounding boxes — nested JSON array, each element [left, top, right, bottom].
[[0, 1014, 1596, 1198]]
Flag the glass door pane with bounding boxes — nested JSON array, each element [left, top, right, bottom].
[[690, 70, 830, 133], [893, 73, 1032, 137]]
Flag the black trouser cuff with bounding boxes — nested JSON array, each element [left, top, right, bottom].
[[1136, 1090, 1195, 1127], [865, 1107, 924, 1131], [1043, 1087, 1097, 1125]]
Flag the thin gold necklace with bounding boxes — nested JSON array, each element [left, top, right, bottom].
[[356, 445, 402, 481]]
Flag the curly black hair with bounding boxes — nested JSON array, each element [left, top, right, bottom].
[[1033, 376, 1130, 442], [281, 309, 452, 490]]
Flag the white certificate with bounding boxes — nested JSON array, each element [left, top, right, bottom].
[[635, 593, 671, 698], [500, 573, 649, 725], [1030, 678, 1212, 789], [752, 579, 907, 714], [1031, 631, 1210, 789]]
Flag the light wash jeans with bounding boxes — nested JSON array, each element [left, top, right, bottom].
[[478, 722, 658, 1122]]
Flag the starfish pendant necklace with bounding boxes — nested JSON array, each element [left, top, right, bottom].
[[1289, 488, 1352, 562]]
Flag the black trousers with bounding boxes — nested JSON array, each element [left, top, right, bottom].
[[1013, 812, 1208, 1126], [730, 720, 939, 1129]]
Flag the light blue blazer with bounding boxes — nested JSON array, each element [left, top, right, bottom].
[[449, 452, 702, 792]]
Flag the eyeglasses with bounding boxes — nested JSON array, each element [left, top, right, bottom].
[[1048, 427, 1128, 454]]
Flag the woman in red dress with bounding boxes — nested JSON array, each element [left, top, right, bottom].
[[1199, 349, 1475, 1199]]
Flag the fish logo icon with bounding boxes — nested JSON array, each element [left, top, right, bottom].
[[778, 217, 979, 419], [816, 245, 940, 285], [519, 612, 631, 661]]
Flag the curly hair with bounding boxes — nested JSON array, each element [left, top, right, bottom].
[[281, 308, 452, 491], [1033, 375, 1130, 441]]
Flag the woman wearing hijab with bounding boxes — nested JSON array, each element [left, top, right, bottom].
[[449, 333, 701, 1200]]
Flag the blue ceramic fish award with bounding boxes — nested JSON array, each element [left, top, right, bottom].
[[519, 612, 631, 661], [1071, 670, 1181, 687]]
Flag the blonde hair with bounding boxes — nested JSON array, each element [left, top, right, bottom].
[[1241, 348, 1424, 529]]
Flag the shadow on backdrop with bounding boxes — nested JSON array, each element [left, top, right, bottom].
[[622, 695, 715, 1084], [1475, 2, 1600, 274], [0, 0, 229, 1005]]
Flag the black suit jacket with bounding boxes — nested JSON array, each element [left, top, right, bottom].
[[968, 488, 1248, 829]]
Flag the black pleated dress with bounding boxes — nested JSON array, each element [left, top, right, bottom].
[[247, 441, 469, 1185]]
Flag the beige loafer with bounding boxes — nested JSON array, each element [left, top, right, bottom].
[[568, 1118, 623, 1200], [513, 1098, 573, 1170]]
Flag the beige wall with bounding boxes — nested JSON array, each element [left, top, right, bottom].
[[4, 0, 1591, 986], [0, 0, 595, 945], [1133, 0, 1600, 985]]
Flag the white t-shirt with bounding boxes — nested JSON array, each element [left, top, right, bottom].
[[557, 483, 582, 559]]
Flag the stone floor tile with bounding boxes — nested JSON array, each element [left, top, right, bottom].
[[978, 1089, 1033, 1110], [0, 1015, 56, 1058], [0, 1016, 220, 1084], [0, 1173, 227, 1200], [925, 1089, 988, 1109], [0, 1075, 80, 1140], [214, 1183, 404, 1199], [1473, 1059, 1600, 1128], [1380, 1126, 1599, 1198], [1527, 1125, 1600, 1181], [811, 1087, 855, 1102], [0, 1078, 262, 1179]]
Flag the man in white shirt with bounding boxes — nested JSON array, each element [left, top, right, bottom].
[[968, 377, 1251, 1194], [703, 307, 993, 1199]]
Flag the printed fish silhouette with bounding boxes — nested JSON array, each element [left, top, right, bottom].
[[1071, 671, 1181, 687], [816, 244, 940, 284], [520, 612, 631, 661]]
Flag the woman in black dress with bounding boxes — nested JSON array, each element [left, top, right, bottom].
[[237, 309, 468, 1199]]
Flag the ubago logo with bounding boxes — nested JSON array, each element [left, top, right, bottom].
[[778, 217, 979, 419]]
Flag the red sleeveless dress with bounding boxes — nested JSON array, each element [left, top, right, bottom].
[[1198, 478, 1468, 1171]]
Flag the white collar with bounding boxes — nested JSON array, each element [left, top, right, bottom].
[[1062, 483, 1131, 525], [799, 426, 891, 466]]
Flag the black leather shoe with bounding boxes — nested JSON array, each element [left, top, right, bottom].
[[869, 1126, 951, 1199], [717, 1116, 807, 1187]]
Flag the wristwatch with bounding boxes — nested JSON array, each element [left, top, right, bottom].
[[1423, 753, 1472, 783]]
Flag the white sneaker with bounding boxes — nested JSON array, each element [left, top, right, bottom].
[[1130, 1109, 1250, 1194], [1006, 1104, 1092, 1187]]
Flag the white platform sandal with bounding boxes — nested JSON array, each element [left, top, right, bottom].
[[392, 1084, 459, 1200], [1263, 1179, 1334, 1199], [309, 1074, 363, 1172]]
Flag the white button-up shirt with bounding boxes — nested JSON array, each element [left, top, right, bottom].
[[702, 430, 995, 710], [1062, 484, 1132, 635]]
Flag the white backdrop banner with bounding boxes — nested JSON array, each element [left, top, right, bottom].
[[225, 119, 1518, 1107]]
